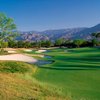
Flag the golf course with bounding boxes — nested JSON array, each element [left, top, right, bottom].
[[0, 47, 100, 100], [16, 47, 100, 100], [33, 47, 100, 100]]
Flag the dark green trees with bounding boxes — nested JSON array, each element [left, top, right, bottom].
[[91, 32, 100, 46], [73, 39, 85, 48]]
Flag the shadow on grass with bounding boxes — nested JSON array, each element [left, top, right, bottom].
[[36, 47, 100, 70], [38, 66, 100, 70], [37, 60, 100, 70]]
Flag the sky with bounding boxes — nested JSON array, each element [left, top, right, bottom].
[[0, 0, 100, 31]]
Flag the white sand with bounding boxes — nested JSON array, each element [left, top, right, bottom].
[[35, 50, 47, 53], [24, 49, 32, 52], [4, 48, 17, 54], [0, 54, 37, 63], [8, 50, 17, 53]]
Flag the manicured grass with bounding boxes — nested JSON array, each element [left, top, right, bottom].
[[33, 47, 100, 100]]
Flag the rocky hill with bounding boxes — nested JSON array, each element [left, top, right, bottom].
[[17, 24, 100, 41]]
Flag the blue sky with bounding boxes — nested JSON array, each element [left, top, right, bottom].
[[0, 0, 100, 31]]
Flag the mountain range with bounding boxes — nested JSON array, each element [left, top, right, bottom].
[[17, 24, 100, 41]]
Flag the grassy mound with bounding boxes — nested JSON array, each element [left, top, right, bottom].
[[0, 61, 34, 73], [0, 73, 67, 100], [0, 61, 67, 100]]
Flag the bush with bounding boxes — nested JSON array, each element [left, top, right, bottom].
[[0, 50, 8, 55]]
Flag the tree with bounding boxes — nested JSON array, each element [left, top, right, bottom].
[[73, 39, 84, 48], [2, 42, 8, 48], [36, 41, 41, 49], [55, 39, 63, 47], [8, 40, 18, 48], [92, 32, 100, 38], [91, 32, 100, 46], [45, 40, 52, 47], [41, 40, 52, 48], [0, 13, 17, 51], [91, 39, 99, 46], [23, 41, 31, 48]]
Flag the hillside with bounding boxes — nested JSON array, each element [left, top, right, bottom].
[[0, 61, 67, 100], [17, 23, 100, 41]]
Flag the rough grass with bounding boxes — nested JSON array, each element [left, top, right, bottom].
[[0, 61, 68, 100], [33, 47, 100, 100], [0, 50, 8, 55], [0, 61, 35, 73]]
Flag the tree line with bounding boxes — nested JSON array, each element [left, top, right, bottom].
[[1, 34, 100, 48]]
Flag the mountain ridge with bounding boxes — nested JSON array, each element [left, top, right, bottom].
[[17, 24, 100, 41]]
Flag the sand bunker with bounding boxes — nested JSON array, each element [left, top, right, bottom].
[[35, 50, 47, 53], [8, 50, 17, 53], [24, 49, 32, 52], [0, 54, 37, 63]]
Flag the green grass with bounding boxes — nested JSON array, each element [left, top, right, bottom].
[[33, 47, 100, 100]]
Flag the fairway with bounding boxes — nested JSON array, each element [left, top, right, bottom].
[[33, 48, 100, 100]]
